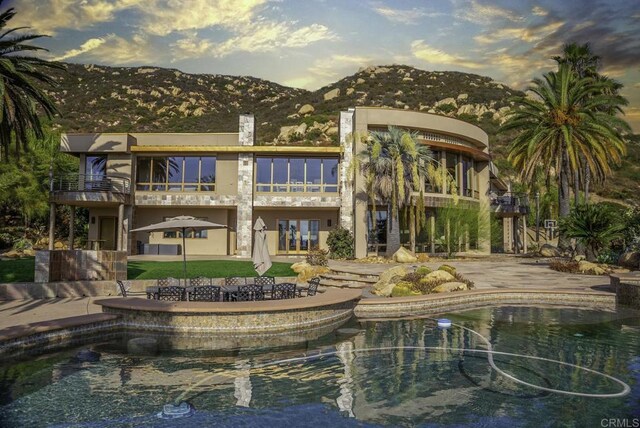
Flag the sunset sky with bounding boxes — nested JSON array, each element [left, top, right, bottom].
[[9, 0, 640, 131]]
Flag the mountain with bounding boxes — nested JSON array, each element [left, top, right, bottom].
[[45, 63, 637, 204]]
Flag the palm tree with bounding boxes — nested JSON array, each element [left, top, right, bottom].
[[360, 126, 433, 255], [559, 204, 625, 261], [502, 64, 630, 249], [0, 1, 61, 161]]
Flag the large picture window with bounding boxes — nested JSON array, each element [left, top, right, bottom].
[[136, 156, 216, 191], [255, 157, 339, 193]]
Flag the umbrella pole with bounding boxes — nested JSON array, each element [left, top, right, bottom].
[[182, 227, 187, 286]]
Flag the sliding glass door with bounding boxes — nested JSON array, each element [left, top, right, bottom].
[[277, 219, 320, 254]]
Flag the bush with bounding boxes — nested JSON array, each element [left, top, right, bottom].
[[415, 266, 432, 276], [306, 249, 328, 266], [438, 264, 456, 275], [327, 227, 354, 259], [549, 259, 579, 273], [12, 238, 32, 251], [596, 249, 619, 265]]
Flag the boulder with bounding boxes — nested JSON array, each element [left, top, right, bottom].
[[391, 281, 421, 297], [392, 247, 418, 263], [298, 104, 314, 115], [346, 87, 355, 95], [326, 126, 339, 135], [422, 270, 455, 283], [539, 244, 561, 257], [291, 261, 328, 282], [356, 78, 365, 84], [323, 88, 340, 101], [457, 93, 468, 101], [578, 260, 606, 275], [278, 125, 297, 140], [2, 250, 21, 258], [415, 266, 432, 276], [373, 265, 409, 296], [434, 97, 457, 108], [433, 282, 468, 293], [416, 253, 430, 262], [438, 264, 456, 276], [294, 123, 308, 136], [291, 261, 310, 273], [618, 251, 640, 269], [573, 255, 586, 262]]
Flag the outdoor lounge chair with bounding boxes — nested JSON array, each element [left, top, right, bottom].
[[235, 284, 265, 301], [254, 276, 275, 298], [157, 286, 185, 301], [116, 280, 147, 298], [189, 285, 221, 302], [272, 283, 297, 300], [306, 277, 320, 297]]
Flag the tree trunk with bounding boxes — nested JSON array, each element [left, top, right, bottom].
[[386, 206, 401, 257], [409, 205, 416, 253], [558, 151, 571, 251], [573, 169, 580, 206], [584, 164, 590, 203]]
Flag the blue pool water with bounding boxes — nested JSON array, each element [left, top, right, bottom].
[[0, 305, 639, 427]]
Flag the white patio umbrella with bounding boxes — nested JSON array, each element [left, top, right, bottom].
[[252, 217, 272, 276], [130, 216, 227, 283]]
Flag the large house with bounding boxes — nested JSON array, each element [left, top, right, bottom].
[[50, 107, 528, 260]]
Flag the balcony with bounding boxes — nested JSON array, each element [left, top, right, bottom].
[[50, 174, 131, 206], [490, 192, 529, 217]]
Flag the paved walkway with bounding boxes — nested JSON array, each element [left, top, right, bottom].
[[0, 255, 620, 329]]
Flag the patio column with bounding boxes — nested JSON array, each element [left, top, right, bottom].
[[117, 203, 124, 251], [522, 215, 528, 254], [48, 202, 56, 250], [503, 217, 512, 253], [236, 114, 255, 257], [339, 109, 355, 233], [68, 206, 75, 250]]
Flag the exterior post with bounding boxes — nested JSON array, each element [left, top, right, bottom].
[[503, 217, 512, 253], [68, 206, 75, 250], [535, 191, 540, 243], [429, 214, 435, 253], [522, 215, 528, 254], [48, 203, 56, 250], [117, 203, 125, 251], [236, 114, 255, 257]]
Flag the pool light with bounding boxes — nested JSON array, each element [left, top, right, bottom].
[[437, 319, 452, 328]]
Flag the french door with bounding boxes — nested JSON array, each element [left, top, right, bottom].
[[277, 219, 319, 254]]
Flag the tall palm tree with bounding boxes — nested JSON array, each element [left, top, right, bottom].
[[0, 1, 61, 161], [502, 64, 630, 249]]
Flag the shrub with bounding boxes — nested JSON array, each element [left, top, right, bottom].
[[415, 266, 432, 276], [327, 227, 354, 259], [306, 249, 328, 266], [12, 238, 32, 251], [438, 264, 456, 275], [549, 259, 579, 273], [559, 204, 625, 261], [596, 249, 619, 265]]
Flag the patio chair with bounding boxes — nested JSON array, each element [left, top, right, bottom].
[[272, 283, 297, 300], [115, 280, 147, 298], [189, 285, 221, 302], [158, 277, 181, 287], [235, 284, 265, 302], [157, 286, 185, 301], [224, 276, 246, 286], [190, 277, 212, 287], [306, 277, 320, 297], [254, 276, 275, 298]]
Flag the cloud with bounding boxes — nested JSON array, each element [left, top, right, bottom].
[[474, 21, 565, 45], [53, 37, 109, 61], [532, 6, 548, 17], [453, 0, 523, 25], [373, 6, 444, 24], [410, 40, 483, 69], [283, 54, 373, 89]]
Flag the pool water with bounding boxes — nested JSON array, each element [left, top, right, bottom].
[[1, 305, 639, 427]]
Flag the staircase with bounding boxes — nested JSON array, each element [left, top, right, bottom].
[[319, 266, 380, 290]]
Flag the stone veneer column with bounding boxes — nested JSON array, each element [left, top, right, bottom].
[[236, 114, 255, 257], [339, 110, 355, 233]]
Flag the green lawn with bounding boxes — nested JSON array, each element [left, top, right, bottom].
[[0, 257, 35, 283], [0, 258, 295, 283], [127, 260, 295, 280]]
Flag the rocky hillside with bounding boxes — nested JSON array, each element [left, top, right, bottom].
[[45, 63, 637, 203]]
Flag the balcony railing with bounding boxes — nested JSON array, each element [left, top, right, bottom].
[[52, 174, 131, 194], [490, 192, 529, 215]]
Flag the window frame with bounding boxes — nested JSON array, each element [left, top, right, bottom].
[[136, 156, 216, 192], [255, 156, 340, 193]]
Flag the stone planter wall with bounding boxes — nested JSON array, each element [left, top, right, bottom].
[[611, 274, 640, 309], [35, 250, 127, 282]]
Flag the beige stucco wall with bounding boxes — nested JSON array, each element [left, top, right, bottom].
[[61, 133, 132, 153], [87, 207, 120, 246], [132, 133, 239, 146], [133, 207, 232, 255], [253, 209, 339, 255]]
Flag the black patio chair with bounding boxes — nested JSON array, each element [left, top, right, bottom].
[[116, 280, 147, 298], [189, 285, 221, 302], [224, 276, 246, 286], [235, 284, 265, 301], [254, 276, 275, 298], [158, 277, 181, 287], [157, 286, 185, 301], [190, 277, 212, 287], [306, 277, 320, 297], [272, 283, 297, 300]]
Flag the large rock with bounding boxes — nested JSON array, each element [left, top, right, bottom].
[[391, 281, 421, 297], [539, 244, 561, 257], [422, 270, 455, 283], [278, 125, 297, 140], [433, 282, 468, 293], [294, 123, 308, 136], [298, 104, 314, 115], [618, 251, 640, 269], [291, 261, 329, 282], [578, 260, 606, 275], [373, 265, 409, 296], [392, 247, 418, 263], [323, 88, 340, 101]]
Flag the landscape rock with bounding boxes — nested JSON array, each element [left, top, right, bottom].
[[294, 123, 308, 136], [391, 281, 421, 297], [2, 250, 20, 258], [323, 88, 340, 101], [416, 253, 430, 262], [298, 104, 314, 115], [578, 260, 606, 275], [433, 282, 468, 293], [278, 125, 297, 140], [373, 265, 409, 296], [434, 97, 457, 108], [356, 78, 365, 84], [539, 244, 561, 257], [422, 270, 455, 283], [438, 264, 456, 275], [618, 251, 640, 269], [346, 87, 355, 95], [415, 266, 432, 276], [457, 93, 468, 101], [291, 261, 329, 282], [392, 247, 418, 263], [573, 255, 586, 262]]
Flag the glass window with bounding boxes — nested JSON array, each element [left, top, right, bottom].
[[272, 158, 288, 192], [446, 152, 458, 194], [168, 157, 183, 191], [184, 157, 199, 191], [200, 157, 216, 191], [136, 158, 150, 190], [255, 157, 339, 193], [85, 156, 106, 178], [323, 158, 338, 192], [290, 158, 304, 191], [306, 158, 321, 192], [256, 158, 272, 192], [136, 156, 216, 192]]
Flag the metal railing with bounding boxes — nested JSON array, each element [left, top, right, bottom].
[[490, 192, 529, 214], [51, 174, 131, 194]]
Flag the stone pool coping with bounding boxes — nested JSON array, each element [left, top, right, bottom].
[[355, 288, 616, 318]]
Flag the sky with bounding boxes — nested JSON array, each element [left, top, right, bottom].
[[8, 0, 640, 132]]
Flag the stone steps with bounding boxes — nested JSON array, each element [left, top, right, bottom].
[[319, 268, 381, 290]]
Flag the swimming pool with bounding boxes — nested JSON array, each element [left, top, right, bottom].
[[1, 305, 638, 427]]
